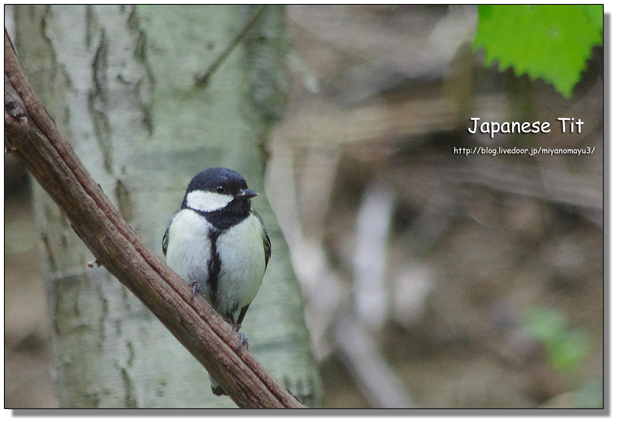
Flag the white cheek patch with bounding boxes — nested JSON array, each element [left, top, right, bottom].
[[186, 190, 233, 212]]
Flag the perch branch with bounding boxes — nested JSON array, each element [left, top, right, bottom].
[[4, 29, 303, 409]]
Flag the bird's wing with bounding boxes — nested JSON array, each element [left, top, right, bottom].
[[162, 211, 179, 257], [252, 209, 271, 269]]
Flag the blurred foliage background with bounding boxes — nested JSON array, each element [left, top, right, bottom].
[[5, 5, 603, 408]]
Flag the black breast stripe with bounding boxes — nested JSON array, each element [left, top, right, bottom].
[[206, 230, 222, 309]]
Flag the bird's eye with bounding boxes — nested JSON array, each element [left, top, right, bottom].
[[216, 186, 225, 194]]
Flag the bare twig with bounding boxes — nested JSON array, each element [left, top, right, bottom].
[[4, 29, 303, 409], [194, 5, 269, 88]]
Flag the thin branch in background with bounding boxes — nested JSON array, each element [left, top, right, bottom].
[[194, 5, 268, 88]]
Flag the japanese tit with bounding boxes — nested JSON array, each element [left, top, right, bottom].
[[162, 167, 271, 396]]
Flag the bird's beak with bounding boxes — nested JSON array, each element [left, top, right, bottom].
[[239, 189, 258, 199]]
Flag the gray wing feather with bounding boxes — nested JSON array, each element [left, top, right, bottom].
[[252, 209, 271, 269], [162, 211, 179, 257]]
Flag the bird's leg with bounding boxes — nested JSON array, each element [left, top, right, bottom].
[[232, 305, 251, 350], [232, 323, 249, 350]]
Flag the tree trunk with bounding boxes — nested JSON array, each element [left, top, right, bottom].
[[13, 4, 321, 408]]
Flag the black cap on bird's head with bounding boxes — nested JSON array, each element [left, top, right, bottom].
[[182, 168, 258, 215], [186, 167, 248, 194]]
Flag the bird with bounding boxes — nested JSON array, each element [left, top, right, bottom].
[[162, 167, 271, 396]]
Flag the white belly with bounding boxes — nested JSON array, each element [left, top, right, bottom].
[[215, 214, 266, 312], [165, 209, 211, 289], [165, 209, 266, 320]]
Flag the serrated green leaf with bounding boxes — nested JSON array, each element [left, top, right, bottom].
[[473, 5, 603, 97]]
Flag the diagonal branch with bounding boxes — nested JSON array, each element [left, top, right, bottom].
[[194, 4, 269, 88], [4, 29, 304, 409]]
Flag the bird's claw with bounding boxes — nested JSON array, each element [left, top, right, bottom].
[[236, 333, 249, 351], [190, 282, 200, 297], [232, 324, 249, 350]]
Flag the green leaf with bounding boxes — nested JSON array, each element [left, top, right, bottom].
[[523, 306, 592, 373], [546, 329, 591, 371], [473, 5, 603, 98], [523, 306, 565, 344]]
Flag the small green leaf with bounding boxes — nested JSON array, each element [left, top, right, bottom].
[[523, 306, 565, 343], [473, 5, 603, 97], [523, 306, 592, 373], [547, 329, 591, 371]]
